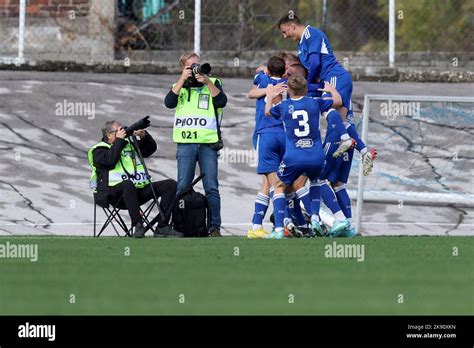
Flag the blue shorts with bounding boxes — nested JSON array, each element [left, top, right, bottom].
[[278, 151, 325, 185], [255, 132, 286, 174], [320, 142, 354, 184], [325, 72, 352, 112]]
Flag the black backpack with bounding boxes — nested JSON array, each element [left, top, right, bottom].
[[172, 175, 211, 237]]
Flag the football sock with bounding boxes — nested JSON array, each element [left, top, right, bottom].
[[320, 182, 346, 221], [272, 193, 286, 230], [286, 192, 307, 227], [309, 180, 322, 220], [346, 123, 367, 154], [295, 187, 312, 215], [252, 192, 269, 230], [334, 185, 352, 219], [327, 110, 350, 140]]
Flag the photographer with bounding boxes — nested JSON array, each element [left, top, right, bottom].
[[88, 120, 183, 238], [164, 52, 227, 237]]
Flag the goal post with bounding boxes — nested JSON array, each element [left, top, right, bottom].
[[18, 0, 26, 64], [354, 94, 474, 234]]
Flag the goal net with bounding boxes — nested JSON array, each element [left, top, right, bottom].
[[350, 95, 474, 235]]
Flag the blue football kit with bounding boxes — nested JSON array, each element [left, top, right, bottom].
[[253, 71, 287, 174], [269, 96, 332, 185]]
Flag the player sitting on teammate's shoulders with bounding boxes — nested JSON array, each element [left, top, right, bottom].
[[247, 56, 288, 239], [262, 75, 351, 239], [278, 13, 376, 174]]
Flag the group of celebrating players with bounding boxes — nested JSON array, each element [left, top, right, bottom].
[[247, 14, 377, 239]]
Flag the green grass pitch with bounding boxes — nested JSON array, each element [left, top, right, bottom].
[[0, 236, 472, 315]]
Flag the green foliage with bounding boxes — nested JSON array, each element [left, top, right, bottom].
[[379, 0, 472, 51]]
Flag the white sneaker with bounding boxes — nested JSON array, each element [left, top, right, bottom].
[[362, 148, 377, 176], [333, 138, 356, 158]]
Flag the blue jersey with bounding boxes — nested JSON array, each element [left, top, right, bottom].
[[269, 96, 332, 165], [297, 26, 346, 81], [254, 71, 287, 134]]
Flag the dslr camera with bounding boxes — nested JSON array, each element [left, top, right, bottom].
[[185, 63, 212, 88], [190, 63, 212, 76], [123, 116, 151, 137]]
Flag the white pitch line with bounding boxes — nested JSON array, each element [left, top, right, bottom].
[[0, 222, 472, 227], [363, 222, 474, 227]]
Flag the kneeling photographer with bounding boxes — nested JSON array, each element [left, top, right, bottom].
[[88, 118, 183, 238], [165, 52, 227, 237]]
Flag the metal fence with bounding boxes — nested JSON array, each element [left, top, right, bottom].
[[0, 0, 471, 65], [116, 0, 471, 52], [119, 0, 390, 52]]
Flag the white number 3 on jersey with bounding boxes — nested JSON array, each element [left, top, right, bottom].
[[292, 110, 310, 137]]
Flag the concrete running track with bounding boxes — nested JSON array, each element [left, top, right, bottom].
[[0, 71, 472, 236]]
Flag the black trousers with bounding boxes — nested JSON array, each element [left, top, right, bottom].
[[107, 179, 177, 227]]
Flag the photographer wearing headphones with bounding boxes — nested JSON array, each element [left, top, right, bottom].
[[88, 119, 183, 238], [164, 52, 227, 237]]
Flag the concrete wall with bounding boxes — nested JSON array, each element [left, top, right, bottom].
[[116, 50, 474, 82], [122, 50, 473, 71]]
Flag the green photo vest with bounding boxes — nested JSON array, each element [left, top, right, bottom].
[[173, 77, 223, 144], [88, 140, 150, 190]]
